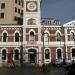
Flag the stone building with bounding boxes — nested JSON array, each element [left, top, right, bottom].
[[0, 0, 75, 67]]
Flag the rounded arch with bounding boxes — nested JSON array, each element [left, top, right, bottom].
[[13, 48, 20, 60], [44, 30, 50, 42], [1, 48, 8, 61], [55, 30, 61, 41], [2, 30, 8, 35], [28, 29, 35, 34], [14, 30, 20, 42], [27, 47, 38, 53], [70, 30, 75, 34], [2, 30, 8, 42], [1, 48, 8, 54], [14, 30, 21, 36], [44, 48, 51, 63], [44, 30, 50, 36], [56, 48, 63, 60], [55, 30, 61, 35], [26, 47, 38, 63], [29, 29, 36, 41]]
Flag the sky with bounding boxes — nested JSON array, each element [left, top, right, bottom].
[[41, 0, 75, 24]]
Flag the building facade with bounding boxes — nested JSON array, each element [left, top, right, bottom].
[[0, 0, 75, 67]]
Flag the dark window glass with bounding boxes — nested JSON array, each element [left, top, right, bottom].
[[15, 0, 17, 3], [15, 7, 17, 12], [15, 33, 19, 42], [56, 32, 61, 41], [30, 31, 34, 41], [1, 13, 4, 18], [72, 49, 75, 57], [18, 0, 20, 5], [1, 3, 5, 9], [18, 9, 20, 14], [14, 16, 17, 20], [21, 10, 23, 16], [57, 49, 61, 59], [2, 50, 6, 60], [3, 33, 7, 42], [14, 50, 19, 60], [22, 0, 23, 7], [30, 32, 34, 36], [45, 49, 49, 59]]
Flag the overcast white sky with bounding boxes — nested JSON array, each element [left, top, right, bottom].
[[41, 0, 75, 23]]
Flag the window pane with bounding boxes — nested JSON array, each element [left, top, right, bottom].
[[1, 13, 4, 18], [45, 49, 49, 59], [15, 33, 19, 42], [1, 3, 5, 9], [2, 50, 6, 60], [44, 33, 49, 42], [3, 33, 7, 42], [57, 49, 61, 59], [71, 32, 74, 41], [72, 49, 75, 57], [30, 32, 34, 41], [14, 50, 19, 60], [56, 33, 61, 41]]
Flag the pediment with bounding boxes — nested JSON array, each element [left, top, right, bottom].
[[63, 20, 75, 27]]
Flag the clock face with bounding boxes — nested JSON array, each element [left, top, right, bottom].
[[26, 1, 37, 12]]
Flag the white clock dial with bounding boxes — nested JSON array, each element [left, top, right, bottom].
[[27, 2, 37, 11]]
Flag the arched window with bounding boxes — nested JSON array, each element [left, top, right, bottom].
[[70, 32, 75, 41], [57, 49, 62, 59], [44, 33, 49, 42], [15, 33, 19, 42], [14, 49, 19, 60], [3, 32, 7, 42], [30, 31, 35, 41], [56, 32, 61, 41], [2, 49, 6, 60], [45, 49, 50, 59]]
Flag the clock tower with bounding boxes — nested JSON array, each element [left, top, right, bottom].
[[23, 0, 42, 64]]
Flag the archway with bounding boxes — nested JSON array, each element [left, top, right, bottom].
[[28, 49, 37, 63]]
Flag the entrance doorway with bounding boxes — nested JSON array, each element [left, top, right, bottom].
[[28, 49, 37, 63]]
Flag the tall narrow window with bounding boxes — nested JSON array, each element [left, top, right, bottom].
[[57, 49, 62, 59], [72, 48, 75, 57], [15, 33, 19, 42], [14, 49, 19, 60], [15, 7, 17, 12], [56, 32, 61, 41], [2, 49, 6, 60], [15, 0, 17, 3], [30, 31, 35, 41], [70, 32, 75, 41], [45, 49, 50, 59], [3, 32, 7, 42], [44, 33, 49, 42]]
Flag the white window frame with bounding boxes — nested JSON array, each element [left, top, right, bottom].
[[56, 48, 63, 60], [13, 48, 20, 61], [56, 30, 61, 41], [14, 30, 20, 42], [2, 30, 8, 42], [1, 48, 8, 62]]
